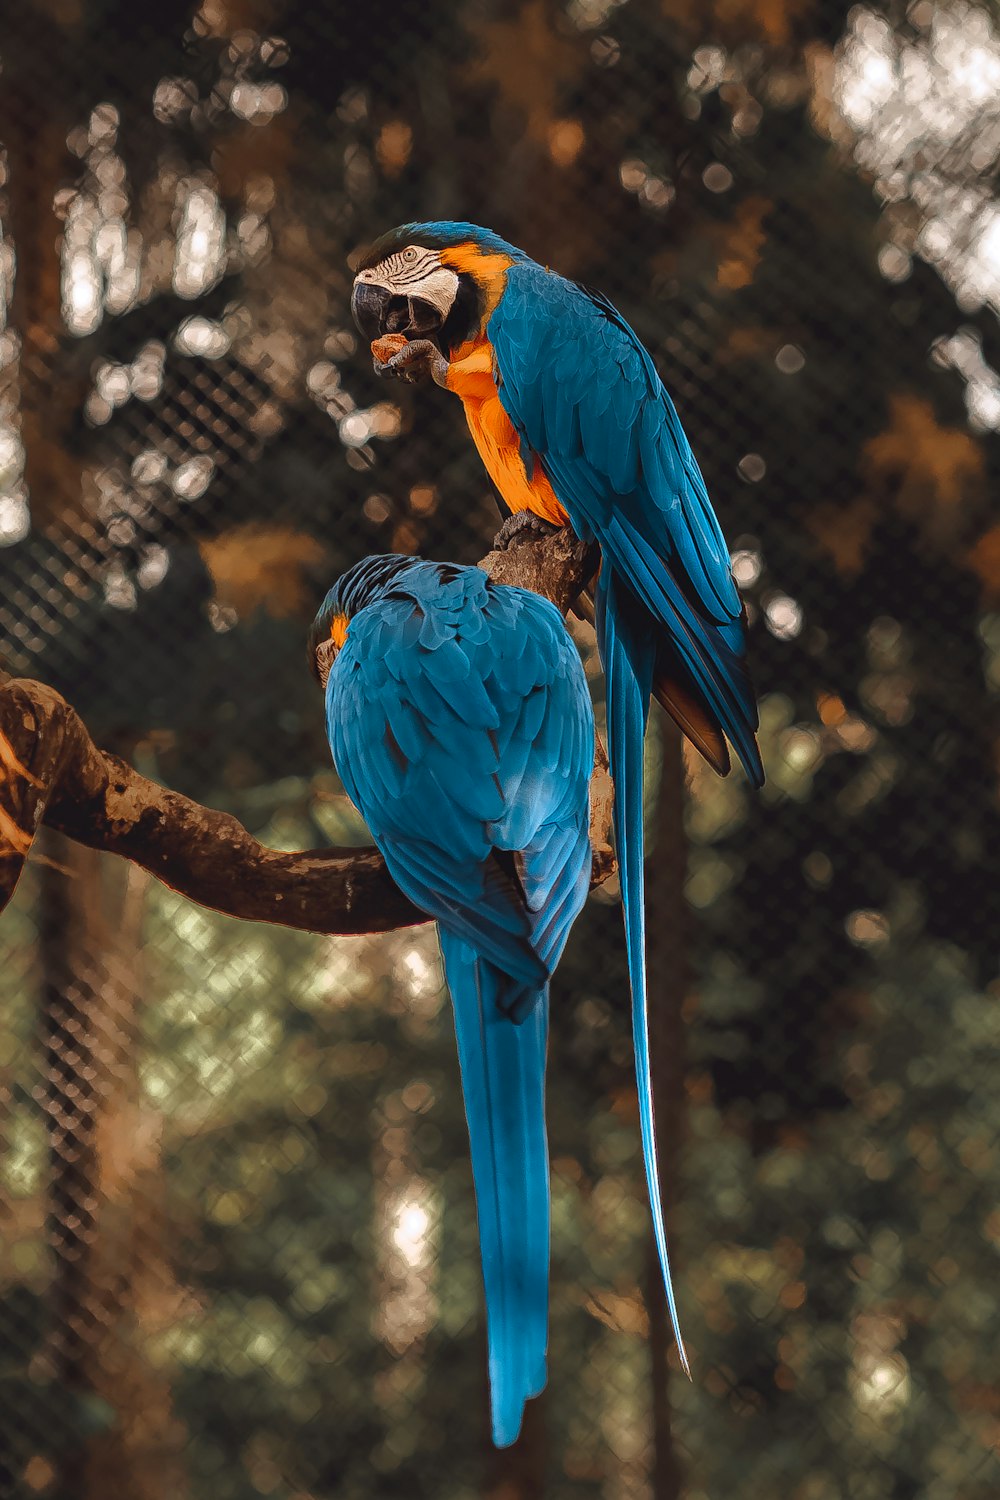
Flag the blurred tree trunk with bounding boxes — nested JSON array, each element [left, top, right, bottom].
[[36, 834, 104, 1434], [6, 37, 187, 1486], [1, 8, 89, 526], [646, 725, 688, 1500], [38, 842, 188, 1500]]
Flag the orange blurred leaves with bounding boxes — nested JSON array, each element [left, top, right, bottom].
[[583, 1287, 650, 1338], [863, 394, 984, 540], [810, 396, 986, 577], [195, 0, 276, 36], [96, 1101, 164, 1203], [30, 0, 82, 24], [213, 114, 296, 199], [667, 198, 772, 295], [807, 499, 875, 577], [663, 0, 814, 47], [376, 121, 413, 178], [717, 325, 781, 362], [547, 118, 585, 169], [22, 1457, 56, 1494], [805, 42, 851, 144], [199, 524, 327, 619], [715, 196, 771, 290], [966, 527, 1000, 604], [467, 0, 587, 142]]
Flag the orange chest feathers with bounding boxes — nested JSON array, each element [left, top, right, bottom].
[[447, 336, 568, 527]]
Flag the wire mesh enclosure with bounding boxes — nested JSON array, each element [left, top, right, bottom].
[[1, 1, 998, 1497]]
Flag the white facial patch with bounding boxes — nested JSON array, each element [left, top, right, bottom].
[[355, 245, 459, 318]]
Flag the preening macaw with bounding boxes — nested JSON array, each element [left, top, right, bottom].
[[351, 223, 765, 1371], [309, 554, 594, 1446]]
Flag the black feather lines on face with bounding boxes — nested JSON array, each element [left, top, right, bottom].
[[355, 225, 446, 272], [354, 243, 482, 354]]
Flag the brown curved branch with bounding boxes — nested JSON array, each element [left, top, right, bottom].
[[0, 527, 613, 932]]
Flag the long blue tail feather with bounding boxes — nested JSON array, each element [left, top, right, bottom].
[[438, 932, 550, 1446], [597, 571, 691, 1376]]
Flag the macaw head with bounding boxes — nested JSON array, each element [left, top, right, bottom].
[[351, 221, 524, 354], [308, 553, 417, 685]]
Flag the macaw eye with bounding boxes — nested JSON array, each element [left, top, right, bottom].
[[402, 247, 418, 262]]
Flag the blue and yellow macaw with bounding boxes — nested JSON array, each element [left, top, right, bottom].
[[351, 223, 764, 1371], [309, 554, 594, 1445]]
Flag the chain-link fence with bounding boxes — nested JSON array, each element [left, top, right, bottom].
[[1, 1, 998, 1497]]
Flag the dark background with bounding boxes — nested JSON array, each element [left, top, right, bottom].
[[0, 0, 998, 1496]]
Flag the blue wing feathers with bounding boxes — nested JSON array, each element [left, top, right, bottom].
[[336, 235, 763, 1401], [326, 559, 593, 1446], [489, 262, 761, 783], [486, 261, 766, 1368]]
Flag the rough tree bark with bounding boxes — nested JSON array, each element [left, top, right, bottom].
[[0, 527, 613, 931], [0, 10, 89, 528]]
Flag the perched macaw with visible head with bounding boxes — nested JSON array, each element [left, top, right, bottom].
[[309, 553, 594, 1446], [351, 222, 765, 1373]]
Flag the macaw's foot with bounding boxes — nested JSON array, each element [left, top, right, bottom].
[[492, 510, 561, 552], [373, 337, 449, 386]]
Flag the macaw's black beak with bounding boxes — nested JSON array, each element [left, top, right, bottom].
[[351, 282, 444, 345], [351, 281, 390, 341]]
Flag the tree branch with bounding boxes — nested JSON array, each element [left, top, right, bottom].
[[1, 527, 613, 932]]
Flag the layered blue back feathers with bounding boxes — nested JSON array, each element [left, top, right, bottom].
[[320, 557, 594, 1445], [488, 262, 762, 786], [386, 224, 764, 1372], [349, 218, 764, 1384], [484, 252, 765, 1370]]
